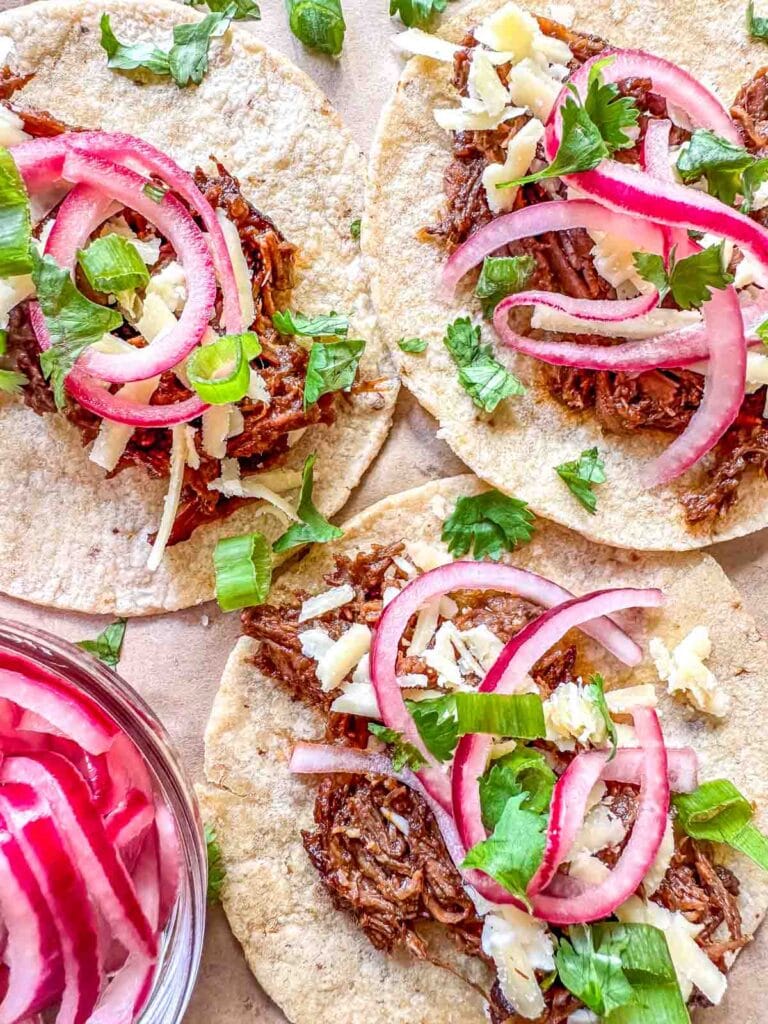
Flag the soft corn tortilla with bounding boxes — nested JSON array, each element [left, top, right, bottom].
[[0, 0, 396, 615], [200, 474, 768, 1024], [364, 0, 768, 552]]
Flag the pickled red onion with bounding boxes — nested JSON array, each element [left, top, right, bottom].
[[369, 563, 643, 811]]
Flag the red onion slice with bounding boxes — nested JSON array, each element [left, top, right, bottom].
[[532, 707, 669, 924], [441, 199, 665, 298], [0, 782, 102, 1024], [601, 745, 698, 793], [370, 563, 645, 811], [643, 119, 674, 185], [34, 152, 217, 384], [0, 753, 157, 960], [0, 798, 63, 1024], [451, 587, 663, 886]]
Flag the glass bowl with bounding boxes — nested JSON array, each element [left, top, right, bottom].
[[0, 617, 207, 1023]]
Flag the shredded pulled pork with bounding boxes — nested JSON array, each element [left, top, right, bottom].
[[2, 93, 338, 546], [303, 773, 483, 959], [428, 31, 768, 528]]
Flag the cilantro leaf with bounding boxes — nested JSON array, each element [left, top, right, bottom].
[[32, 251, 123, 409], [99, 14, 172, 75], [76, 619, 127, 668], [186, 0, 260, 19], [556, 925, 635, 1017], [397, 336, 428, 353], [368, 723, 426, 772], [757, 317, 768, 347], [390, 0, 449, 28], [405, 696, 459, 762], [748, 0, 768, 41], [350, 218, 361, 240], [169, 6, 236, 86], [272, 309, 350, 337], [585, 673, 617, 760], [0, 369, 28, 396], [272, 453, 344, 553], [555, 447, 606, 514], [462, 792, 547, 906], [286, 0, 346, 56], [583, 57, 640, 153], [441, 489, 535, 561], [303, 337, 365, 407], [675, 129, 768, 208], [479, 747, 555, 830], [443, 317, 524, 412], [205, 823, 226, 902], [475, 255, 535, 318], [100, 7, 235, 87], [634, 243, 733, 311], [499, 95, 609, 190]]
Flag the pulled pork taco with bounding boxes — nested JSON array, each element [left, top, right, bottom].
[[365, 0, 768, 551], [201, 474, 768, 1024], [0, 0, 396, 615]]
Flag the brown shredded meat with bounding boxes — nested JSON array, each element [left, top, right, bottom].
[[2, 95, 339, 546]]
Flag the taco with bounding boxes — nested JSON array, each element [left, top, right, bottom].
[[200, 474, 768, 1024], [0, 0, 396, 616], [365, 0, 768, 551]]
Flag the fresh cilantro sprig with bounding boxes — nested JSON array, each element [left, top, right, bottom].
[[397, 336, 428, 353], [757, 318, 768, 347], [748, 0, 768, 41], [32, 251, 124, 409], [479, 747, 555, 830], [303, 337, 365, 407], [76, 619, 127, 668], [441, 489, 535, 560], [633, 243, 734, 310], [272, 454, 344, 553], [555, 447, 606, 514], [556, 925, 635, 1017], [185, 0, 260, 19], [0, 369, 28, 396], [100, 6, 236, 87], [475, 255, 535, 318], [390, 0, 450, 27], [443, 317, 524, 413], [286, 0, 346, 56], [350, 218, 361, 241], [676, 129, 768, 209], [585, 673, 617, 760], [498, 59, 639, 191], [272, 310, 350, 337], [205, 824, 226, 903], [368, 723, 426, 772]]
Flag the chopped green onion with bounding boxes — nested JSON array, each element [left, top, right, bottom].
[[205, 823, 226, 902], [406, 692, 546, 762], [187, 331, 261, 405], [673, 779, 768, 872], [213, 531, 272, 611], [350, 218, 361, 240], [77, 234, 150, 295], [0, 147, 33, 277], [285, 0, 346, 56], [272, 453, 343, 552], [142, 181, 169, 204], [0, 329, 7, 355], [76, 619, 127, 668], [186, 0, 261, 19]]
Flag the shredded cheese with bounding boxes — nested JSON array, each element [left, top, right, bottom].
[[216, 208, 256, 329], [482, 907, 555, 1020], [0, 106, 29, 147], [483, 118, 545, 213], [299, 584, 356, 623], [90, 376, 161, 472], [146, 425, 187, 571], [506, 59, 562, 120], [531, 304, 700, 339], [208, 458, 298, 522], [650, 626, 730, 718], [330, 680, 380, 718], [0, 274, 34, 330], [605, 684, 657, 714], [315, 624, 372, 692], [392, 27, 460, 62]]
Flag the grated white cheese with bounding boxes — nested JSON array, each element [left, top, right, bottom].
[[0, 105, 29, 147], [314, 624, 372, 692], [483, 118, 545, 213], [299, 628, 335, 662], [506, 59, 562, 120], [89, 376, 161, 472], [408, 598, 441, 656], [146, 425, 187, 571], [247, 368, 271, 404], [616, 896, 727, 1005], [184, 426, 200, 469], [330, 680, 380, 718], [475, 3, 539, 61], [404, 540, 452, 572], [423, 622, 464, 689], [650, 626, 730, 718], [605, 684, 657, 714], [397, 672, 430, 688], [0, 274, 34, 330], [392, 27, 460, 62], [227, 405, 245, 438], [145, 261, 187, 314], [298, 584, 356, 623], [531, 304, 701, 339], [458, 624, 504, 672], [643, 816, 675, 897], [468, 49, 510, 118], [202, 404, 233, 460], [103, 215, 162, 267], [207, 458, 297, 522], [568, 853, 611, 885], [434, 103, 526, 133], [381, 806, 411, 836], [482, 907, 555, 1020], [216, 208, 256, 329], [543, 681, 607, 751]]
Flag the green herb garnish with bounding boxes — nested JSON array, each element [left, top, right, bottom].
[[397, 336, 428, 353], [272, 453, 344, 553], [585, 672, 617, 760], [350, 218, 361, 240], [475, 255, 535, 318], [368, 723, 426, 771], [389, 0, 449, 27], [213, 531, 272, 611], [186, 0, 260, 19], [205, 823, 226, 902], [443, 317, 524, 412], [0, 369, 28, 396], [303, 337, 365, 407], [285, 0, 346, 56], [76, 619, 127, 668], [633, 243, 734, 310], [272, 309, 349, 337], [441, 489, 535, 560], [555, 447, 606, 514], [479, 747, 555, 830]]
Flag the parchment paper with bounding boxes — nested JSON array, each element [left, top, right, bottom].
[[1, 0, 768, 1019]]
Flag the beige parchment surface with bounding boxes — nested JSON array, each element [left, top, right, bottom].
[[2, 0, 768, 1020]]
